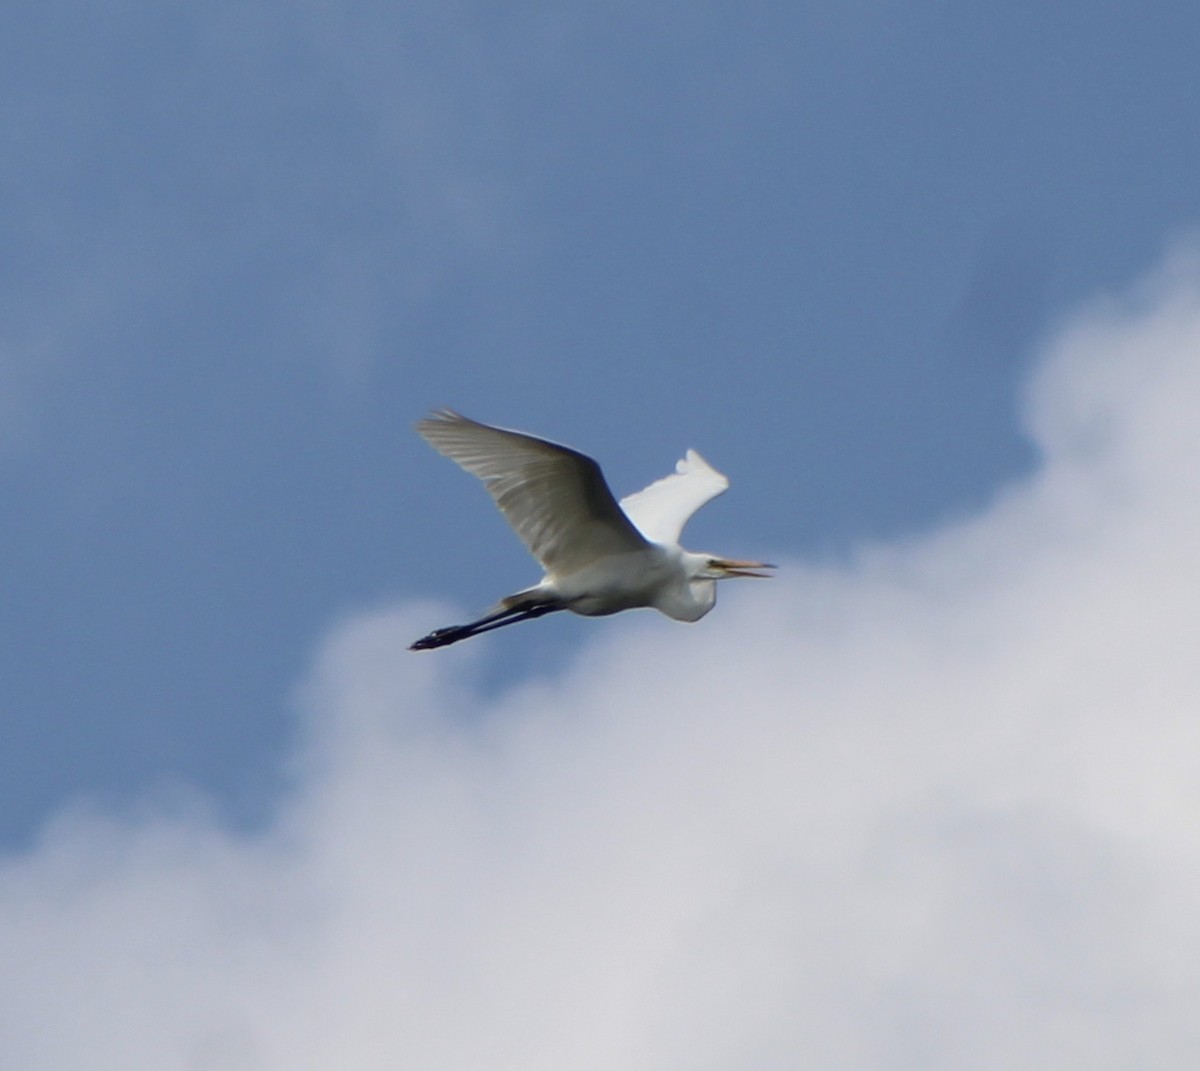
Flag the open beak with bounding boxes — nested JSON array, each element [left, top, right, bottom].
[[714, 558, 776, 579]]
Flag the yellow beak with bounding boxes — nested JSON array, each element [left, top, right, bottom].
[[713, 558, 776, 579]]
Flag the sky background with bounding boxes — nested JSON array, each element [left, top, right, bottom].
[[4, 3, 1200, 1067]]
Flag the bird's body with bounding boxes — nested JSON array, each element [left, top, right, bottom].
[[410, 410, 771, 649], [510, 544, 715, 621]]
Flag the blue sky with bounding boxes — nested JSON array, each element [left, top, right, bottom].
[[7, 1, 1197, 842], [5, 4, 1200, 1065]]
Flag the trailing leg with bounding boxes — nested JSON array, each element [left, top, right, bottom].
[[409, 599, 563, 650]]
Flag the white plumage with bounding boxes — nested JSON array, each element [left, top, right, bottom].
[[618, 448, 730, 545], [411, 410, 772, 650]]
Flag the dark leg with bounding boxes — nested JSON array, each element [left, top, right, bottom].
[[409, 602, 562, 651]]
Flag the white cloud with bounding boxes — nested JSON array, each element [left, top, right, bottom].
[[5, 249, 1200, 1069]]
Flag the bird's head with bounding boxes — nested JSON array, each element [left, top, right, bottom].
[[696, 555, 776, 580]]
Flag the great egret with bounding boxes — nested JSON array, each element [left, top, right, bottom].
[[409, 410, 773, 650]]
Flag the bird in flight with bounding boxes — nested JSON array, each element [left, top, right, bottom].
[[410, 410, 774, 650]]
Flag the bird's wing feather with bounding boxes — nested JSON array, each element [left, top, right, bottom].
[[416, 410, 649, 575], [618, 449, 729, 545]]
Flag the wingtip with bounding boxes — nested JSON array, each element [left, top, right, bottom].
[[415, 407, 468, 436], [677, 448, 726, 483]]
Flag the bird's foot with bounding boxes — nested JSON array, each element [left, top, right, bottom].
[[409, 600, 562, 650], [409, 625, 471, 651]]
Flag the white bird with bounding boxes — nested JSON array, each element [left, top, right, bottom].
[[409, 410, 774, 650]]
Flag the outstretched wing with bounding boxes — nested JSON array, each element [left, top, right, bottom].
[[416, 409, 648, 576], [618, 449, 729, 545]]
